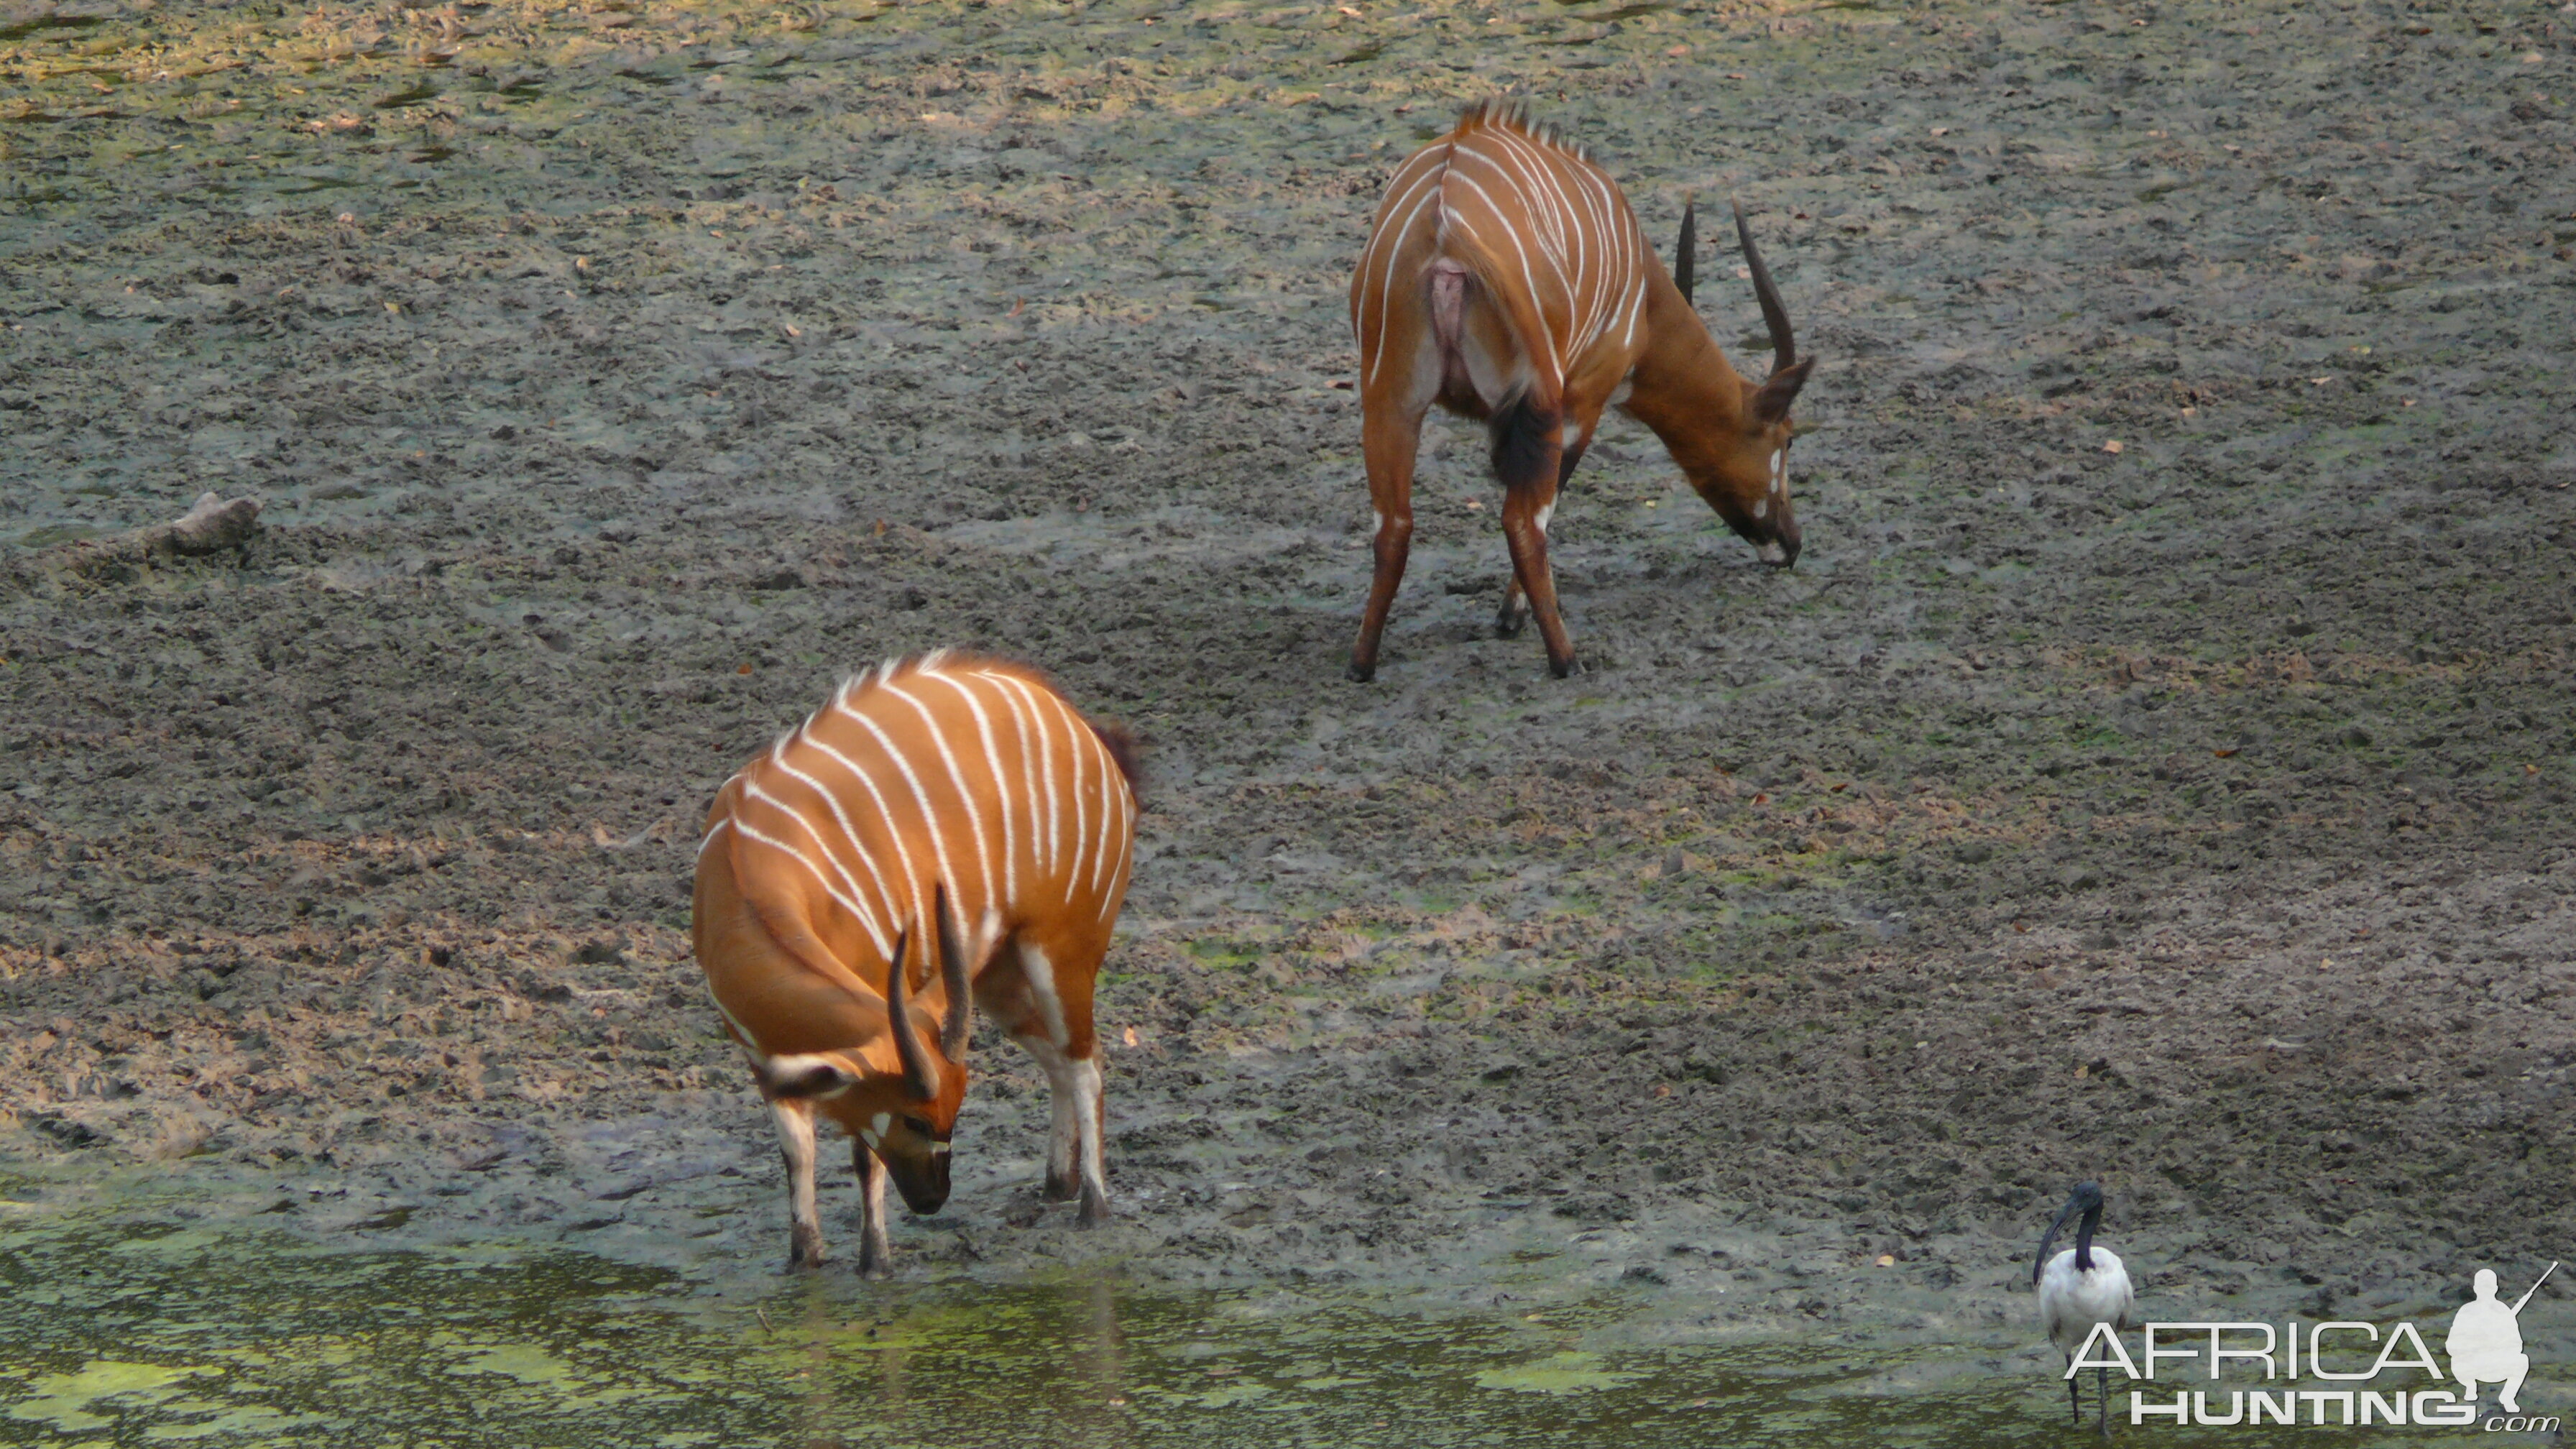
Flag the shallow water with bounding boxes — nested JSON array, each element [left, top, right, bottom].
[[5, 1190, 2539, 1449]]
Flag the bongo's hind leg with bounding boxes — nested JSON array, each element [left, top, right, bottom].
[[1018, 1034, 1109, 1223], [1350, 397, 1430, 681]]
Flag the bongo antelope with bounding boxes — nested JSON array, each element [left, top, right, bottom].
[[2036, 1180, 2136, 1437], [1346, 100, 1816, 680], [692, 652, 1140, 1275]]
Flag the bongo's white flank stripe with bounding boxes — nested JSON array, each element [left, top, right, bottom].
[[1346, 100, 1816, 681], [729, 802, 886, 962], [1053, 691, 1095, 899], [693, 653, 1139, 1275], [761, 752, 898, 956], [976, 673, 1043, 865], [799, 729, 928, 929], [980, 669, 1064, 873], [878, 676, 1001, 912], [832, 696, 957, 927], [924, 669, 1018, 904]]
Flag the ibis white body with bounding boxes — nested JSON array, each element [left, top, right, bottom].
[[2039, 1244, 2136, 1356]]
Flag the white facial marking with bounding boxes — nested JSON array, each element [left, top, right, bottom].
[[1770, 448, 1787, 495], [1753, 497, 1769, 520], [870, 1112, 892, 1140], [1757, 540, 1788, 564], [860, 1129, 881, 1149]]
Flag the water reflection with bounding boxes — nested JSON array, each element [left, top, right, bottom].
[[0, 1212, 2548, 1448]]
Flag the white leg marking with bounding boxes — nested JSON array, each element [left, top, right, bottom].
[[1070, 1054, 1109, 1222], [1020, 942, 1070, 1049], [1535, 502, 1555, 535], [772, 1099, 823, 1263], [855, 1141, 891, 1273], [1021, 1033, 1082, 1197]]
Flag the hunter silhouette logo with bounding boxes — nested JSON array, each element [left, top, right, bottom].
[[2061, 1261, 2562, 1431], [2447, 1263, 2554, 1414]]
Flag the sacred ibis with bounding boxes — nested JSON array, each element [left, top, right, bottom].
[[2036, 1180, 2135, 1435]]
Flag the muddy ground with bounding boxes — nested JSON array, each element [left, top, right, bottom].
[[2, 0, 2574, 1350]]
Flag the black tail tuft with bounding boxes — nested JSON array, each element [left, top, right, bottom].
[[1488, 391, 1563, 489]]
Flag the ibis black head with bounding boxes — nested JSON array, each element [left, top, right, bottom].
[[2034, 1181, 2107, 1284]]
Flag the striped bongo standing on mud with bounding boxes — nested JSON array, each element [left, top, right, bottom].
[[692, 650, 1139, 1275], [1346, 100, 1816, 679]]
